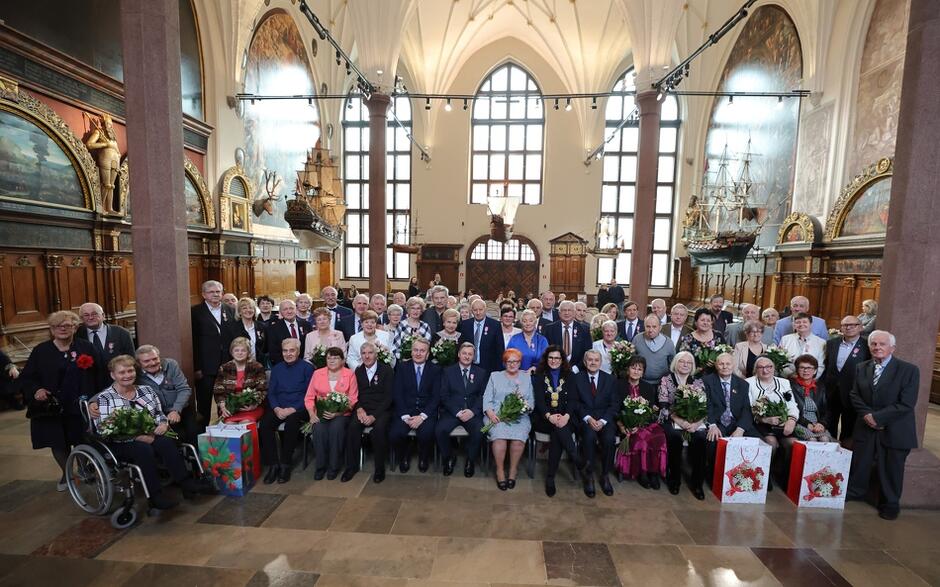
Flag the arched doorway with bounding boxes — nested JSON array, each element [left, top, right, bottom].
[[465, 235, 540, 300]]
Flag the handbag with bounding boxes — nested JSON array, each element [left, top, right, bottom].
[[26, 395, 63, 419]]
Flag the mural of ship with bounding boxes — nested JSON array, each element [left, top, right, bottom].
[[682, 141, 764, 266], [284, 140, 346, 251]]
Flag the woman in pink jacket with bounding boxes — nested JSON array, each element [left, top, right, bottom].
[[305, 347, 358, 480]]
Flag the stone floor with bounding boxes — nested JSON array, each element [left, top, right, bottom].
[[1, 407, 939, 586]]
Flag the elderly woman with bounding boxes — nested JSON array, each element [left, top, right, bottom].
[[222, 297, 267, 365], [457, 302, 472, 321], [678, 308, 726, 375], [385, 303, 404, 333], [507, 309, 549, 373], [790, 354, 834, 442], [96, 355, 199, 510], [347, 310, 394, 371], [732, 320, 768, 379], [256, 295, 278, 326], [304, 307, 346, 363], [761, 308, 780, 330], [305, 347, 358, 480], [633, 314, 676, 385], [484, 348, 535, 490], [615, 356, 667, 489], [432, 308, 462, 345], [858, 299, 878, 334], [779, 313, 826, 379], [658, 351, 707, 498], [499, 306, 521, 347], [747, 355, 800, 486], [591, 320, 619, 374], [393, 297, 433, 360], [214, 337, 267, 423], [532, 346, 583, 497], [19, 311, 98, 491], [600, 303, 619, 322]]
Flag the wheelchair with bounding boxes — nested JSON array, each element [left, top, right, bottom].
[[64, 400, 205, 529]]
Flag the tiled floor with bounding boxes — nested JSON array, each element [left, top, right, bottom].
[[1, 408, 939, 586]]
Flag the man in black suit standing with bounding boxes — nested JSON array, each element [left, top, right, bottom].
[[422, 285, 449, 334], [267, 299, 311, 366], [436, 342, 486, 477], [544, 301, 591, 372], [703, 352, 759, 499], [338, 294, 370, 341], [458, 299, 504, 374], [574, 350, 619, 497], [390, 338, 441, 473], [191, 280, 235, 427], [342, 341, 394, 484], [607, 279, 625, 313], [370, 293, 390, 326], [617, 301, 642, 341], [847, 330, 919, 520], [825, 316, 871, 442], [661, 303, 691, 349], [708, 295, 734, 334], [539, 291, 561, 324], [321, 286, 352, 329], [77, 302, 135, 390]]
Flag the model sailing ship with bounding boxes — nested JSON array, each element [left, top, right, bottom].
[[285, 140, 347, 251], [682, 140, 764, 266], [587, 217, 624, 258]]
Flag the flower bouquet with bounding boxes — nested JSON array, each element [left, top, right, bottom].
[[398, 335, 415, 361], [762, 346, 790, 375], [99, 407, 177, 440], [315, 390, 351, 419], [481, 388, 531, 434], [828, 328, 841, 338], [375, 343, 393, 366], [309, 345, 328, 369], [619, 396, 655, 430], [225, 387, 260, 413], [609, 340, 637, 377], [431, 339, 457, 366], [802, 466, 844, 501], [725, 461, 765, 495], [751, 395, 790, 425], [672, 383, 708, 441], [692, 343, 733, 373]]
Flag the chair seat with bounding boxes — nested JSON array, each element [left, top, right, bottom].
[[534, 431, 550, 443], [450, 426, 469, 438]]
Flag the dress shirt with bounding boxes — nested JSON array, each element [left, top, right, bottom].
[[401, 362, 429, 421], [623, 319, 639, 340], [148, 370, 165, 386], [668, 325, 683, 348], [87, 325, 108, 348], [836, 337, 860, 371], [365, 363, 378, 383], [284, 320, 301, 339], [542, 310, 555, 322], [207, 302, 222, 325]]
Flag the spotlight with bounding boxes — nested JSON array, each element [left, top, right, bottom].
[[776, 95, 784, 108], [591, 96, 597, 110], [553, 98, 559, 110], [564, 98, 572, 111], [335, 50, 341, 66], [463, 99, 469, 110], [347, 99, 353, 109], [728, 95, 734, 105], [656, 91, 664, 102], [445, 98, 452, 112], [307, 97, 312, 105], [425, 97, 431, 110]]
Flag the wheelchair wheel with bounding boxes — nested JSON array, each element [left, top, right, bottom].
[[110, 506, 138, 529], [66, 444, 114, 515]]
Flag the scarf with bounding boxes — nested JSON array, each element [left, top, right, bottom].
[[797, 377, 816, 397]]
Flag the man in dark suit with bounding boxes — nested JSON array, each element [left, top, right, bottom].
[[709, 295, 734, 334], [661, 303, 691, 349], [266, 300, 312, 366], [574, 350, 619, 497], [825, 316, 871, 441], [338, 294, 370, 341], [539, 291, 561, 324], [703, 352, 759, 499], [321, 286, 352, 330], [343, 341, 394, 483], [370, 293, 390, 326], [544, 301, 591, 372], [389, 338, 441, 472], [191, 280, 236, 427], [616, 301, 642, 341], [458, 299, 504, 374], [422, 285, 449, 334], [847, 330, 918, 520], [607, 279, 625, 313], [77, 302, 135, 390], [522, 298, 553, 332], [436, 342, 486, 477]]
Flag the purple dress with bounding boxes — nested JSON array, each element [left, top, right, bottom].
[[616, 382, 668, 479]]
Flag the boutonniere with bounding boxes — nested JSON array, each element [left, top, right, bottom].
[[469, 372, 475, 382], [783, 391, 793, 402], [851, 347, 860, 357], [372, 375, 379, 385], [70, 351, 77, 360], [483, 326, 489, 335], [107, 341, 114, 352], [75, 353, 95, 370]]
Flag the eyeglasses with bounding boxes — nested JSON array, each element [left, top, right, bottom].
[[547, 356, 563, 361], [756, 365, 775, 370], [797, 365, 817, 371]]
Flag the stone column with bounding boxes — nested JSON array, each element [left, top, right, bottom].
[[366, 93, 390, 296], [119, 0, 192, 374], [877, 0, 940, 507], [628, 90, 662, 311]]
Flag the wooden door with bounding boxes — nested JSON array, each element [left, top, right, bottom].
[[465, 235, 539, 300]]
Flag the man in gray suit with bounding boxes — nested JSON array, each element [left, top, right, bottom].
[[846, 330, 919, 520], [661, 303, 691, 349]]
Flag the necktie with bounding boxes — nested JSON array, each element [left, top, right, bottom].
[[416, 364, 423, 387], [627, 322, 635, 341], [873, 363, 883, 386], [462, 368, 470, 389], [91, 330, 104, 354], [720, 381, 733, 427], [563, 325, 571, 358], [474, 322, 482, 363], [356, 317, 361, 333], [289, 323, 297, 339], [590, 375, 597, 396]]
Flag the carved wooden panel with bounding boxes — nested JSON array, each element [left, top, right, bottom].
[[61, 255, 96, 313], [466, 260, 539, 301], [0, 254, 47, 328]]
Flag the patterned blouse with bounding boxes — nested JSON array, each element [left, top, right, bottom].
[[656, 373, 704, 423], [678, 330, 727, 375], [95, 385, 167, 439], [392, 320, 432, 359], [212, 360, 268, 409]]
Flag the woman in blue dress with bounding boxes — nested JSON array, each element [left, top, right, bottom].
[[506, 309, 548, 373], [483, 348, 534, 490]]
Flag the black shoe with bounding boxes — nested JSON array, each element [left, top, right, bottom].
[[464, 460, 475, 478], [373, 469, 386, 483], [668, 480, 680, 495], [399, 459, 410, 473], [879, 509, 899, 521], [692, 486, 706, 501], [418, 458, 430, 473], [497, 480, 508, 491], [442, 456, 456, 476], [314, 469, 326, 481], [650, 476, 661, 490], [600, 476, 614, 496], [545, 478, 557, 497], [326, 470, 338, 481], [263, 465, 280, 485], [341, 469, 357, 483], [583, 478, 596, 498], [149, 494, 179, 510], [277, 466, 292, 484], [507, 478, 516, 489], [636, 473, 651, 489]]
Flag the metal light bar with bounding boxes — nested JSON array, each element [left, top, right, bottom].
[[297, 0, 375, 97]]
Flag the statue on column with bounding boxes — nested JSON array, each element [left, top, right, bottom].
[[84, 113, 121, 213]]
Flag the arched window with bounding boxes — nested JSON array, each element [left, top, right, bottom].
[[342, 95, 413, 279], [597, 69, 680, 287], [471, 63, 544, 205]]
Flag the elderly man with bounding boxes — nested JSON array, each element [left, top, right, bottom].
[[650, 298, 668, 325], [708, 295, 734, 334], [390, 338, 441, 473], [825, 315, 871, 441], [392, 291, 407, 308], [724, 304, 772, 345], [77, 302, 135, 390], [369, 294, 389, 325], [847, 331, 918, 520], [633, 315, 675, 384], [343, 341, 394, 483], [422, 285, 450, 334], [436, 342, 486, 477], [295, 293, 314, 327], [321, 286, 352, 329], [574, 350, 619, 497], [540, 291, 560, 323], [458, 299, 505, 374], [703, 353, 759, 497], [261, 338, 313, 484], [525, 298, 553, 332], [192, 280, 235, 428], [267, 299, 311, 365], [545, 301, 591, 371], [136, 344, 197, 443], [221, 293, 238, 311], [774, 296, 828, 343], [574, 301, 589, 326], [339, 294, 370, 341], [662, 303, 691, 348]]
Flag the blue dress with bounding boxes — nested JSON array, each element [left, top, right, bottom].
[[506, 331, 549, 372], [483, 371, 534, 441]]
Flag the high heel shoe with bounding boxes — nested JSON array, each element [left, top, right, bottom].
[[507, 478, 516, 489], [496, 479, 508, 491]]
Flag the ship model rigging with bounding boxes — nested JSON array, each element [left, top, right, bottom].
[[284, 140, 347, 251], [587, 217, 625, 258]]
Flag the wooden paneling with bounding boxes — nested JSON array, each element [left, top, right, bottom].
[[0, 255, 47, 329]]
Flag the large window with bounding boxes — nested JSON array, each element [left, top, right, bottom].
[[470, 63, 544, 205], [469, 238, 537, 261], [342, 95, 413, 279], [597, 69, 680, 287]]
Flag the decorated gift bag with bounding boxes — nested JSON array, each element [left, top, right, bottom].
[[711, 437, 772, 504], [786, 441, 852, 509], [198, 422, 258, 496]]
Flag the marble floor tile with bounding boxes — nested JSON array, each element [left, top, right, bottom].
[[885, 550, 940, 585], [486, 503, 592, 542], [579, 507, 694, 545], [247, 569, 321, 587], [0, 555, 143, 587], [767, 511, 884, 550], [0, 494, 86, 555], [815, 548, 931, 586], [310, 530, 438, 579], [391, 500, 494, 539], [296, 470, 370, 499], [608, 544, 705, 585], [358, 473, 449, 502], [96, 521, 237, 566], [751, 547, 852, 586], [541, 541, 621, 586], [678, 545, 781, 586], [198, 492, 287, 527], [1, 454, 64, 480], [261, 494, 344, 531], [121, 562, 257, 586], [431, 537, 546, 584], [840, 510, 940, 551], [328, 497, 402, 534], [0, 553, 29, 581], [32, 517, 127, 558], [205, 526, 327, 572], [676, 509, 795, 547], [0, 479, 57, 512]]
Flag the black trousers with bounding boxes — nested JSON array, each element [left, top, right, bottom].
[[663, 424, 706, 488], [311, 415, 349, 474], [579, 421, 616, 477], [259, 409, 309, 467], [170, 404, 199, 445], [435, 414, 483, 461], [346, 412, 390, 472], [389, 416, 437, 462], [194, 375, 216, 431], [533, 417, 580, 479], [827, 387, 857, 441], [848, 431, 909, 514], [108, 436, 187, 498]]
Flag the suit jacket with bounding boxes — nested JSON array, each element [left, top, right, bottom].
[[337, 313, 365, 342], [393, 360, 442, 418], [540, 308, 561, 323], [661, 323, 692, 344], [825, 336, 870, 405], [266, 319, 313, 365], [438, 363, 487, 417], [850, 358, 919, 449], [533, 370, 579, 418], [136, 358, 191, 414], [544, 320, 592, 369], [616, 318, 642, 342], [421, 307, 447, 335], [702, 373, 759, 437], [458, 317, 505, 373], [221, 319, 268, 364], [353, 362, 394, 416], [77, 323, 136, 390], [191, 302, 236, 376], [712, 310, 734, 333], [325, 305, 353, 329], [573, 370, 619, 423]]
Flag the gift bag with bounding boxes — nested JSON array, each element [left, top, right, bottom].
[[712, 437, 772, 504], [198, 422, 258, 496], [786, 441, 852, 509]]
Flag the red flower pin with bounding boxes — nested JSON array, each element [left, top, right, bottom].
[[75, 354, 94, 370]]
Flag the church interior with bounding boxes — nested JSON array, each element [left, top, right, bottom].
[[0, 0, 939, 585]]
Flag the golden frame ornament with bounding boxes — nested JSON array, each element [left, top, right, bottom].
[[823, 157, 893, 241], [184, 156, 216, 229], [219, 163, 254, 232], [777, 212, 817, 245]]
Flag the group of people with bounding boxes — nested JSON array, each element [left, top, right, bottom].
[[13, 281, 915, 519]]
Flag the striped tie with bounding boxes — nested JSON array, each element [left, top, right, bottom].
[[873, 363, 884, 386]]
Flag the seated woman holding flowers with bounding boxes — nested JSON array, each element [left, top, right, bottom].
[[615, 356, 667, 489], [305, 347, 358, 480], [532, 346, 583, 497], [658, 351, 707, 499], [746, 355, 800, 486], [213, 337, 267, 423], [507, 310, 549, 374], [789, 354, 834, 442], [96, 355, 199, 510], [484, 348, 534, 490], [347, 310, 394, 371]]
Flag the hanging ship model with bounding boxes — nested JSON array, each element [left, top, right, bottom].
[[681, 140, 765, 266], [284, 140, 347, 251], [587, 217, 625, 258]]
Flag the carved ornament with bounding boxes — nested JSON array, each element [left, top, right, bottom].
[[824, 157, 893, 241], [44, 255, 63, 269], [185, 157, 216, 229], [776, 213, 817, 245]]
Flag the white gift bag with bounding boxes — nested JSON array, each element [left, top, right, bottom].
[[712, 437, 772, 504], [786, 441, 852, 509]]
